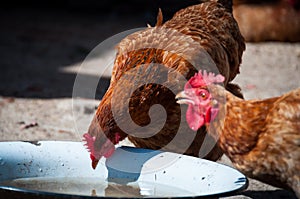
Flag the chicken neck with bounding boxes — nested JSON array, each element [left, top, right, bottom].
[[207, 85, 277, 161]]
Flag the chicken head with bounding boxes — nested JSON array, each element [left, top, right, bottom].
[[176, 70, 225, 131]]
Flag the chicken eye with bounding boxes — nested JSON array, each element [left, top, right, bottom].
[[200, 92, 207, 99], [197, 89, 209, 100]]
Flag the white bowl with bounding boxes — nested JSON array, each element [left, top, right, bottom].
[[0, 141, 248, 198]]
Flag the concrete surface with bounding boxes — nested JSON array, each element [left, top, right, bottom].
[[1, 7, 299, 199]]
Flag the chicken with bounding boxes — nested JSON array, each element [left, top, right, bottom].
[[83, 0, 245, 169], [233, 0, 300, 42], [176, 70, 300, 197]]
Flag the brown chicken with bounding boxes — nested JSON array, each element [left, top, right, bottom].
[[233, 0, 300, 42], [83, 0, 245, 169], [176, 70, 300, 197]]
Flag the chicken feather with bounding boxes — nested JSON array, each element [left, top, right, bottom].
[[233, 0, 300, 42], [85, 0, 245, 168], [176, 70, 300, 197], [214, 86, 300, 197]]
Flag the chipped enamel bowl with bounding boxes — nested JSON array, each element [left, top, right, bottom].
[[0, 141, 248, 198]]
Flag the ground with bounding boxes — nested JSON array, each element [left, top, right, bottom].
[[0, 5, 299, 199]]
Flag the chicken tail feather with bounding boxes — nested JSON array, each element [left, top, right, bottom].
[[156, 8, 164, 27]]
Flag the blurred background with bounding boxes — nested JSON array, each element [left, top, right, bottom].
[[1, 0, 299, 98], [0, 0, 205, 99]]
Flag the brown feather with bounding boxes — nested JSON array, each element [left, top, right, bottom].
[[233, 0, 300, 42], [208, 85, 300, 196], [155, 8, 163, 27], [88, 0, 245, 161]]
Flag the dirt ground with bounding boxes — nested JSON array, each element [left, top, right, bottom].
[[1, 5, 299, 199]]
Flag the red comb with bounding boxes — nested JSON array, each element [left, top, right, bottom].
[[83, 133, 95, 157], [201, 70, 225, 85], [186, 70, 225, 89]]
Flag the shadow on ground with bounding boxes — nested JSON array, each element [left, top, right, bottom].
[[241, 190, 297, 199], [0, 0, 199, 99]]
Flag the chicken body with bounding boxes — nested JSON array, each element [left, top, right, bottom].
[[233, 0, 300, 42], [209, 85, 300, 196], [86, 0, 245, 166]]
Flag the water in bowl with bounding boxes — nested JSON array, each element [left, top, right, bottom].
[[0, 177, 193, 197]]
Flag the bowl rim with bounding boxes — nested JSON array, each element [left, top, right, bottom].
[[0, 141, 249, 198]]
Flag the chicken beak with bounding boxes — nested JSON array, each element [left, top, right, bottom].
[[175, 91, 195, 105], [92, 159, 99, 170]]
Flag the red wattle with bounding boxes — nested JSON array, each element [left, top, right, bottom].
[[205, 107, 211, 123], [186, 105, 205, 131], [205, 107, 219, 123]]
